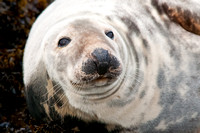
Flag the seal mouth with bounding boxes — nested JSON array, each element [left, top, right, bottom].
[[70, 75, 117, 88], [69, 69, 122, 100], [69, 76, 121, 100]]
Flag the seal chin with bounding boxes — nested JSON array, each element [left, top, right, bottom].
[[93, 77, 109, 87], [69, 75, 122, 100]]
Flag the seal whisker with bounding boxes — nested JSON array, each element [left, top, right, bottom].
[[118, 68, 143, 92], [71, 80, 85, 89], [41, 83, 61, 98], [58, 96, 69, 109], [40, 84, 62, 104], [119, 68, 143, 80], [50, 92, 66, 108], [71, 79, 93, 90]]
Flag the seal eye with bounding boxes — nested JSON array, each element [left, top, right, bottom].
[[58, 37, 71, 47], [105, 31, 114, 39]]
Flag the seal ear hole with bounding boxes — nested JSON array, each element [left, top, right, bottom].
[[105, 31, 114, 40], [58, 37, 71, 47]]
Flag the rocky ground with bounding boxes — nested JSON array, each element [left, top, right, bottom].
[[0, 0, 112, 132]]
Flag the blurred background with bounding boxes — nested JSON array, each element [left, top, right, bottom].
[[0, 0, 110, 132]]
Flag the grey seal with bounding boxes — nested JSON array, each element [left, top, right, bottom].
[[23, 0, 200, 132]]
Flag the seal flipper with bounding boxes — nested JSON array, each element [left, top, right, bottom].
[[25, 62, 61, 122], [25, 83, 48, 121], [153, 0, 200, 35], [25, 65, 50, 121]]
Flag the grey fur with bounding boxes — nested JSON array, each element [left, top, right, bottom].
[[23, 0, 200, 132]]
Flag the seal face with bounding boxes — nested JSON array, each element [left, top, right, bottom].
[[23, 0, 200, 132], [43, 19, 123, 95]]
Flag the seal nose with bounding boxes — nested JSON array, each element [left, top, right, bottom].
[[82, 48, 121, 76], [92, 48, 110, 75]]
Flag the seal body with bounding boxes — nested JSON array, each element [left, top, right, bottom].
[[23, 0, 200, 132]]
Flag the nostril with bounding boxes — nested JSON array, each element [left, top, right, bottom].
[[96, 62, 109, 75], [82, 59, 96, 74], [109, 56, 120, 70]]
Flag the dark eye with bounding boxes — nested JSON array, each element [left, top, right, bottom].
[[105, 31, 114, 39], [58, 37, 71, 47]]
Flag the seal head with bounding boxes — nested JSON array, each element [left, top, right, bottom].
[[43, 18, 123, 99]]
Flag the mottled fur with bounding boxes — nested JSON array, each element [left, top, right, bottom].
[[23, 0, 200, 132]]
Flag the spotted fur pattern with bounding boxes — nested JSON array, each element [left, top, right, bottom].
[[23, 0, 200, 132]]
